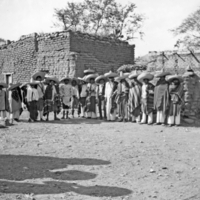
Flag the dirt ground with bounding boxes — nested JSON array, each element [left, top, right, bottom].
[[0, 111, 200, 200]]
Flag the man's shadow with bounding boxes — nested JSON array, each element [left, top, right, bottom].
[[0, 154, 132, 197]]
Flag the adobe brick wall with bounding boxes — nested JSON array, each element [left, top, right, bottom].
[[0, 34, 37, 83], [0, 31, 135, 83], [70, 31, 135, 77]]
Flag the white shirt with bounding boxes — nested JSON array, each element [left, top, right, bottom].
[[27, 86, 39, 102], [105, 82, 115, 98], [80, 84, 88, 98]]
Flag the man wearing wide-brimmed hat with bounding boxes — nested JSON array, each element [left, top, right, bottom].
[[59, 77, 72, 119], [85, 74, 98, 119], [71, 78, 80, 118], [27, 81, 39, 122], [154, 71, 171, 125], [0, 82, 9, 124], [84, 69, 95, 76], [78, 77, 88, 118], [115, 74, 129, 122], [95, 75, 107, 120], [8, 83, 23, 124], [137, 72, 155, 125], [128, 71, 142, 123], [43, 76, 60, 121], [104, 71, 118, 121], [166, 75, 184, 126], [32, 73, 46, 121]]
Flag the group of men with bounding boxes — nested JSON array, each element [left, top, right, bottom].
[[0, 69, 184, 127]]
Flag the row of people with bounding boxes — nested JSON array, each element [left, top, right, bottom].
[[0, 70, 184, 126]]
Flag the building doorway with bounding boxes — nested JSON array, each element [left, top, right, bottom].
[[5, 74, 12, 85]]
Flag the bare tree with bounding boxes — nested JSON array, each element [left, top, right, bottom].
[[172, 7, 200, 48]]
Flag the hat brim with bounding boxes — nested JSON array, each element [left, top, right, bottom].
[[115, 75, 129, 82], [155, 71, 171, 78], [32, 72, 46, 80], [46, 76, 59, 83], [167, 75, 183, 82], [0, 82, 8, 88], [60, 77, 71, 83], [85, 75, 98, 82], [9, 83, 22, 90], [95, 76, 107, 83], [182, 72, 195, 77], [137, 73, 154, 82], [104, 72, 118, 78]]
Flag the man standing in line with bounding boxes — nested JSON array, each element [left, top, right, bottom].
[[104, 71, 118, 122], [154, 71, 171, 125], [137, 72, 154, 125]]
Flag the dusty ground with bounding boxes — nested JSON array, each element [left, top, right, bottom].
[[0, 111, 200, 200]]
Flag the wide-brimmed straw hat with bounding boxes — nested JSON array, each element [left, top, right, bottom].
[[95, 75, 107, 84], [20, 82, 29, 88], [167, 75, 183, 83], [137, 72, 154, 82], [8, 82, 22, 90], [29, 81, 40, 85], [129, 71, 140, 79], [104, 71, 118, 78], [78, 77, 87, 83], [84, 69, 95, 75], [155, 71, 171, 78], [32, 71, 46, 80], [85, 74, 98, 82], [45, 75, 59, 83], [0, 82, 8, 88], [115, 74, 129, 82], [60, 77, 71, 83]]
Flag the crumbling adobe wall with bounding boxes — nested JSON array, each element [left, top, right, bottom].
[[0, 34, 37, 83], [148, 52, 200, 75], [70, 31, 135, 77], [35, 32, 71, 80], [0, 30, 135, 83]]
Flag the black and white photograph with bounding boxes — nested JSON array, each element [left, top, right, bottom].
[[0, 0, 200, 199]]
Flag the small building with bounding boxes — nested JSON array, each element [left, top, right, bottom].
[[0, 30, 135, 84]]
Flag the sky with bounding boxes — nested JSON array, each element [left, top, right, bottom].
[[0, 0, 199, 56]]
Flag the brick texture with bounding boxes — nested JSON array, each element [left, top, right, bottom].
[[0, 31, 135, 83]]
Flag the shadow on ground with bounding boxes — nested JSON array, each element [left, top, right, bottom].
[[19, 118, 103, 125], [0, 155, 110, 181], [0, 154, 132, 197], [0, 180, 132, 197]]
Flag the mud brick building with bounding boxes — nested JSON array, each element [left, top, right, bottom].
[[142, 50, 200, 120], [0, 30, 135, 84]]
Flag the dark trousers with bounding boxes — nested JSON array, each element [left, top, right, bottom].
[[29, 101, 38, 120], [98, 96, 106, 119]]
